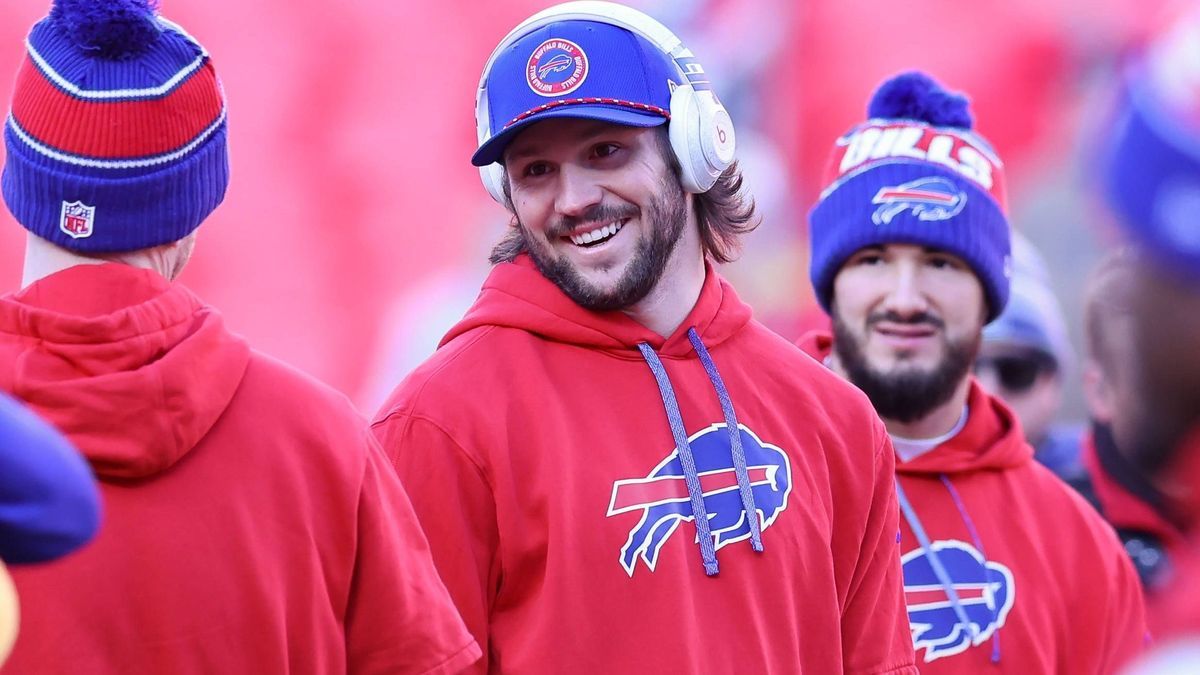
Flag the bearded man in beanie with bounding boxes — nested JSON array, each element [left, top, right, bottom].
[[797, 71, 1147, 671], [0, 1, 479, 673]]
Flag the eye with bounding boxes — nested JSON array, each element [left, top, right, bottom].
[[522, 161, 552, 178], [850, 252, 884, 266], [927, 255, 962, 270], [590, 142, 621, 159]]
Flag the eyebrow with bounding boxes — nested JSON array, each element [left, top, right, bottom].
[[505, 122, 633, 162]]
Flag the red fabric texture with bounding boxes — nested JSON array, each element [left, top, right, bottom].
[[0, 263, 479, 675], [373, 255, 917, 674], [799, 331, 1148, 671], [12, 57, 223, 158]]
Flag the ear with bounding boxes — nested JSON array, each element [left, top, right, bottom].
[[1081, 358, 1114, 424]]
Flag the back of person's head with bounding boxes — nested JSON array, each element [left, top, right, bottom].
[[1080, 248, 1142, 448], [1097, 5, 1200, 473], [2, 0, 227, 256], [808, 70, 1013, 322], [978, 233, 1072, 443]]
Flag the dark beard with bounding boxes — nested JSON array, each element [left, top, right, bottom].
[[832, 310, 979, 424], [520, 176, 687, 312]]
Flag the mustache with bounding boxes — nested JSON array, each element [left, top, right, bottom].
[[866, 310, 945, 330], [546, 203, 639, 239]]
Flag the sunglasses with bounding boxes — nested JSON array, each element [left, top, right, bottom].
[[974, 354, 1054, 393]]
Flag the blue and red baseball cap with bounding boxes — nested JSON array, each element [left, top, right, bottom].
[[472, 19, 679, 167]]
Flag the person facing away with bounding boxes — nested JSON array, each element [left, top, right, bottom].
[[976, 232, 1085, 486], [1093, 6, 1200, 671], [1074, 249, 1186, 594], [0, 0, 479, 673], [0, 391, 101, 665], [371, 2, 917, 673], [797, 70, 1148, 672]]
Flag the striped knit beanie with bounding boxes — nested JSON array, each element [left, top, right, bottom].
[[808, 71, 1012, 321], [3, 0, 227, 253]]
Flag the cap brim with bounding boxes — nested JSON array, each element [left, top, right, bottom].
[[471, 105, 668, 167]]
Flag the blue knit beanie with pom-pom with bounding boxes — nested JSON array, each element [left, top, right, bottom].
[[808, 71, 1012, 321], [2, 0, 227, 253]]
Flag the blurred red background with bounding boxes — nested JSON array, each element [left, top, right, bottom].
[[0, 0, 1168, 415]]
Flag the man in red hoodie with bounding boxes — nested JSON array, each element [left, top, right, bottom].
[[800, 70, 1147, 671], [372, 2, 916, 673], [1093, 6, 1200, 671], [0, 1, 479, 673]]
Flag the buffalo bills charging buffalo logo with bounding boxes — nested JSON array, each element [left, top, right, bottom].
[[606, 423, 792, 576], [526, 38, 588, 97], [902, 540, 1016, 662], [871, 176, 967, 226]]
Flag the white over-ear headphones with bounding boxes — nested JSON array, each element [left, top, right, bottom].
[[474, 1, 736, 205]]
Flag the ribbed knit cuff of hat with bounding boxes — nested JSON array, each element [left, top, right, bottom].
[[3, 125, 228, 253]]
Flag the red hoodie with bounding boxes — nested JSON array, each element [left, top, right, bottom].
[[798, 332, 1147, 672], [0, 264, 480, 675], [372, 255, 917, 674]]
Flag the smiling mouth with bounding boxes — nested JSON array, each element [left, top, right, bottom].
[[564, 219, 627, 248]]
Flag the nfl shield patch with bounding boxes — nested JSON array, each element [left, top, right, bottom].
[[59, 200, 96, 239]]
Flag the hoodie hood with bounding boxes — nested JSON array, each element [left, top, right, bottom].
[[0, 264, 250, 480], [797, 329, 1033, 475], [444, 254, 762, 576], [442, 255, 752, 357]]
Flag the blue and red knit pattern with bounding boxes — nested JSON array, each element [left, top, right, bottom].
[[2, 1, 228, 253]]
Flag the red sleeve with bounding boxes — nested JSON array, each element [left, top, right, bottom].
[[840, 420, 918, 674], [345, 429, 482, 675], [371, 412, 499, 675]]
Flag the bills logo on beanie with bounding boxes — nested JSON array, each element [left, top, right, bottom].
[[808, 71, 1012, 321], [2, 0, 228, 253]]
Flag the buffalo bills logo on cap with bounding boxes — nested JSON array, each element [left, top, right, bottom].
[[606, 423, 792, 576], [872, 177, 968, 226], [59, 200, 95, 239], [527, 38, 589, 97], [902, 540, 1016, 663]]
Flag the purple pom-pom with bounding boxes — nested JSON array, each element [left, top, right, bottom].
[[51, 0, 161, 60], [867, 71, 973, 129]]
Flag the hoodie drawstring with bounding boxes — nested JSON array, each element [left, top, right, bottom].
[[687, 328, 764, 554], [895, 478, 977, 642], [940, 474, 1002, 664], [635, 327, 762, 576], [896, 476, 1004, 664]]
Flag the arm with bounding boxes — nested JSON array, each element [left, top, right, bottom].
[[840, 418, 918, 674], [371, 412, 499, 674], [0, 392, 100, 564], [344, 430, 482, 675]]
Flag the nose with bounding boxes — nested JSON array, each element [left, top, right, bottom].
[[881, 263, 929, 318], [554, 164, 603, 217]]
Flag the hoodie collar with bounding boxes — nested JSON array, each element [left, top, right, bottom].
[[441, 254, 752, 358], [0, 264, 250, 480]]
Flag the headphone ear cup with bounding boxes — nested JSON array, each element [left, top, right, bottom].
[[668, 83, 708, 194], [480, 163, 509, 207], [668, 84, 736, 193]]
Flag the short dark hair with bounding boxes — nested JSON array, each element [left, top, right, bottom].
[[488, 127, 759, 265]]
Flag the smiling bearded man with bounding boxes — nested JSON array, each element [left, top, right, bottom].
[[369, 2, 920, 673]]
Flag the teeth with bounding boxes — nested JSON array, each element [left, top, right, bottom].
[[569, 220, 624, 246]]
